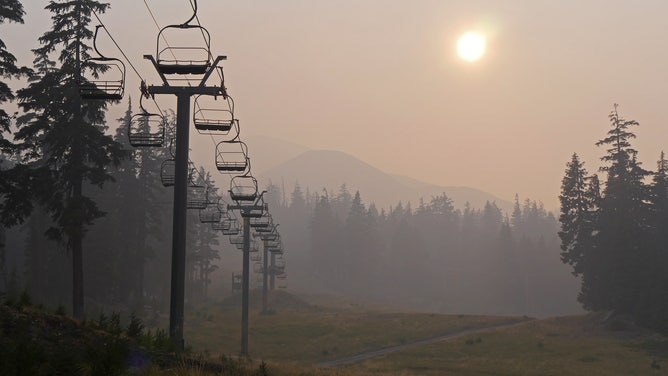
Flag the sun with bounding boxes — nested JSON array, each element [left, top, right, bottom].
[[457, 32, 486, 62]]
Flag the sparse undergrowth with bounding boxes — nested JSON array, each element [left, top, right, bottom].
[[0, 294, 268, 376]]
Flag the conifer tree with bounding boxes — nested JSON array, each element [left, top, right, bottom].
[[0, 0, 29, 149], [558, 154, 592, 275], [309, 192, 341, 285], [9, 0, 125, 318], [593, 105, 649, 313], [0, 1, 30, 275], [640, 152, 668, 331]]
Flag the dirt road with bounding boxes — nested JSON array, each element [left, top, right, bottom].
[[317, 319, 531, 367]]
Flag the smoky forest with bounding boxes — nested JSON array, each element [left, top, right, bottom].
[[2, 2, 668, 375]]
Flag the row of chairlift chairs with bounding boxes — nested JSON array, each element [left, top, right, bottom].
[[77, 1, 285, 283]]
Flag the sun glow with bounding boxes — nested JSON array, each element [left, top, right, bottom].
[[457, 32, 486, 62]]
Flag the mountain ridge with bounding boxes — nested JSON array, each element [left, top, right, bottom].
[[253, 145, 513, 212]]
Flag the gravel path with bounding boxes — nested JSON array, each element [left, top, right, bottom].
[[317, 319, 531, 367]]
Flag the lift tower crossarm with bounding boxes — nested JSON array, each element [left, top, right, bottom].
[[143, 55, 227, 88]]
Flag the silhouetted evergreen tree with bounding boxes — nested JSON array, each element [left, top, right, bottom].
[[9, 0, 125, 318], [558, 106, 667, 326], [0, 1, 30, 277], [638, 152, 668, 331], [559, 153, 595, 278], [592, 105, 650, 313], [309, 192, 341, 287], [0, 0, 29, 151], [510, 194, 523, 234]]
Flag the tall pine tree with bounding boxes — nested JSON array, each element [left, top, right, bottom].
[[558, 154, 602, 307], [9, 0, 125, 318], [640, 152, 668, 331], [593, 105, 650, 313], [0, 0, 29, 149], [0, 0, 30, 294]]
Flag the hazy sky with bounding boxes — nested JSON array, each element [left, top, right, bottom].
[[4, 0, 668, 210]]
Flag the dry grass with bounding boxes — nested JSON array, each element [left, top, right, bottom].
[[182, 290, 517, 364], [136, 292, 668, 376], [344, 314, 666, 376]]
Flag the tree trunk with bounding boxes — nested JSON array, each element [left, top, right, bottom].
[[72, 176, 84, 320]]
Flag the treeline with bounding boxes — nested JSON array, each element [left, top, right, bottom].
[[2, 104, 222, 314], [559, 105, 668, 333], [0, 0, 228, 316], [264, 184, 579, 316]]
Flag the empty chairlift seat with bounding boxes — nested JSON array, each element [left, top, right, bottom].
[[160, 159, 176, 187], [229, 175, 258, 202], [253, 262, 264, 274], [216, 141, 249, 172], [187, 184, 208, 210], [221, 218, 240, 236], [155, 4, 212, 76], [232, 273, 242, 291], [128, 98, 165, 147], [242, 203, 266, 219], [260, 232, 277, 241], [250, 213, 272, 229], [193, 95, 235, 133], [199, 199, 224, 223], [80, 26, 125, 100], [277, 275, 288, 289], [229, 235, 244, 246]]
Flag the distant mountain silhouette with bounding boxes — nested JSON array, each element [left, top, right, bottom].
[[256, 146, 513, 212], [245, 135, 311, 175]]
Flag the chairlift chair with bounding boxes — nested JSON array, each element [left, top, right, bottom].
[[160, 159, 176, 187], [211, 219, 226, 231], [232, 273, 242, 292], [255, 216, 274, 231], [255, 226, 272, 233], [267, 239, 283, 253], [80, 25, 125, 100], [268, 247, 283, 255], [253, 262, 264, 274], [155, 1, 212, 75], [128, 96, 165, 147], [199, 199, 224, 223], [229, 235, 244, 246], [250, 212, 272, 229], [271, 264, 285, 275], [258, 229, 278, 240], [193, 95, 235, 133], [266, 238, 281, 249], [241, 203, 266, 219], [215, 140, 249, 172], [221, 218, 240, 236], [277, 278, 287, 289], [187, 183, 208, 210], [229, 175, 258, 202], [261, 225, 279, 238]]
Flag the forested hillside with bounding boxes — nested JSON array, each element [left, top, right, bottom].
[[260, 184, 580, 316]]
